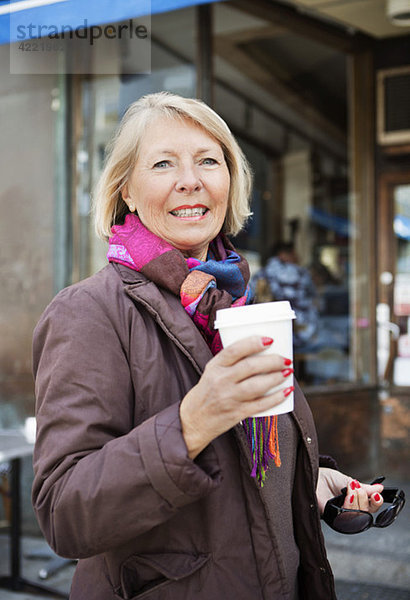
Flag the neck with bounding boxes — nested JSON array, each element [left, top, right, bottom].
[[181, 246, 209, 262]]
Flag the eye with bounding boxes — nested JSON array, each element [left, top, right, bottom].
[[153, 160, 171, 169], [201, 157, 218, 165]]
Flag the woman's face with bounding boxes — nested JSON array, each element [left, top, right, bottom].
[[122, 116, 230, 261]]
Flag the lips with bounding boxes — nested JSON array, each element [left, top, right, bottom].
[[170, 205, 208, 218]]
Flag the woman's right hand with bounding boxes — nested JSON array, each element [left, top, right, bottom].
[[179, 336, 293, 459]]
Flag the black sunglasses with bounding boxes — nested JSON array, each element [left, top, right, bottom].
[[323, 478, 406, 535]]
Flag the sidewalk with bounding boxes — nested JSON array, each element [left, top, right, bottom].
[[0, 480, 409, 600], [0, 534, 75, 600]]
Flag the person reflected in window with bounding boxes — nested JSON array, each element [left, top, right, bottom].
[[251, 241, 319, 350]]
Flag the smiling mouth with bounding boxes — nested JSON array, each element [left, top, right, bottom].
[[170, 207, 208, 218]]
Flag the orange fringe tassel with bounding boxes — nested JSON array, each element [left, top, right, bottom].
[[268, 416, 281, 467]]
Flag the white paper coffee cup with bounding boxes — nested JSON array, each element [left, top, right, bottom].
[[214, 301, 296, 417]]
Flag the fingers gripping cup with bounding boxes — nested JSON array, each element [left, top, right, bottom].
[[214, 301, 296, 417]]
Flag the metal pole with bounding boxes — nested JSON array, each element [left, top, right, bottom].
[[10, 458, 21, 589]]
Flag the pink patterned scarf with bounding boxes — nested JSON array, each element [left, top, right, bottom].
[[108, 214, 280, 483]]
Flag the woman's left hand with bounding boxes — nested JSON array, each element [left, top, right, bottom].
[[316, 467, 384, 515]]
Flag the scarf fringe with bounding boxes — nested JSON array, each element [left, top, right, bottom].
[[243, 416, 281, 486]]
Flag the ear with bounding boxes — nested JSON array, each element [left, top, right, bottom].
[[121, 183, 130, 202]]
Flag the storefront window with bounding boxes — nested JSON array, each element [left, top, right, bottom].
[[73, 2, 372, 388]]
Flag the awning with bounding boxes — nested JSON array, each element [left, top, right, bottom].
[[394, 214, 410, 240], [0, 0, 218, 45], [309, 207, 350, 237]]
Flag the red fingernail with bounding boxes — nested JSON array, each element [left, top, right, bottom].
[[355, 480, 361, 489], [349, 494, 354, 504], [350, 481, 355, 490], [374, 493, 381, 502], [284, 386, 294, 397], [283, 358, 292, 366], [262, 337, 273, 346], [282, 368, 294, 378]]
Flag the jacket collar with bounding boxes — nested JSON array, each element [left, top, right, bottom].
[[113, 263, 213, 376]]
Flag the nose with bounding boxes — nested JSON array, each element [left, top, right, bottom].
[[175, 164, 202, 194]]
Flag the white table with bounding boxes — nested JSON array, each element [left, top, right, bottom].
[[0, 430, 67, 598]]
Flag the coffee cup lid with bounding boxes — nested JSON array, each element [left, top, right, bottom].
[[214, 301, 296, 329]]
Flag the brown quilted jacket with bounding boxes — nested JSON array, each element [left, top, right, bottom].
[[32, 262, 336, 600]]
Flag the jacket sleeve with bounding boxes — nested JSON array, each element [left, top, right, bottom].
[[32, 286, 222, 559]]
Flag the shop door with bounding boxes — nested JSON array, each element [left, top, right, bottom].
[[378, 171, 410, 388], [377, 170, 410, 480]]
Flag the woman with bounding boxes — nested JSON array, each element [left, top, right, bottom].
[[32, 92, 383, 600]]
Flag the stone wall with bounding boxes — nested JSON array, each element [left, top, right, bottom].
[[306, 387, 380, 480]]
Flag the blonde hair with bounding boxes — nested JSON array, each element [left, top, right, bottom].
[[93, 92, 253, 240]]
